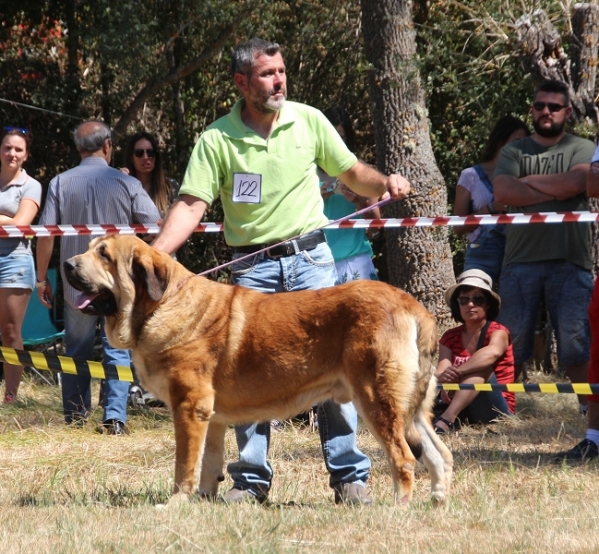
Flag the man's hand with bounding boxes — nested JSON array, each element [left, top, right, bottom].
[[385, 174, 411, 200], [37, 282, 54, 309]]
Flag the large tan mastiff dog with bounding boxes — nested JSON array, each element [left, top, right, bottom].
[[64, 235, 453, 505]]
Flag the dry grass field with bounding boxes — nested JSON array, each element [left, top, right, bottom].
[[1, 370, 599, 554]]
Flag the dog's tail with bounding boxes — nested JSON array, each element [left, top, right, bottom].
[[405, 424, 423, 459], [405, 307, 439, 459]]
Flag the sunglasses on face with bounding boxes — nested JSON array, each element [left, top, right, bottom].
[[532, 102, 567, 113], [457, 295, 487, 307], [133, 148, 156, 158]]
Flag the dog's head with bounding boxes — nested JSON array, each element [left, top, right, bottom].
[[64, 235, 171, 345]]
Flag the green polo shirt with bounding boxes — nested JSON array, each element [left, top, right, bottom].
[[494, 133, 595, 270], [179, 100, 358, 246]]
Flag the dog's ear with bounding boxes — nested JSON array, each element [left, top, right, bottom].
[[132, 248, 168, 302]]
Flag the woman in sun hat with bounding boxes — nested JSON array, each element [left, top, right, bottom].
[[433, 268, 515, 434]]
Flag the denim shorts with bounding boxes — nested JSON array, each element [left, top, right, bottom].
[[463, 226, 506, 286], [0, 251, 35, 290], [498, 261, 592, 366]]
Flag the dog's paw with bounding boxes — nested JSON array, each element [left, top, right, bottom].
[[156, 493, 191, 510]]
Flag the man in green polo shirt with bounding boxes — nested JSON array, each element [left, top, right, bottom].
[[154, 38, 411, 506]]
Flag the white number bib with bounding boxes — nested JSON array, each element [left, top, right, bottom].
[[232, 173, 262, 204]]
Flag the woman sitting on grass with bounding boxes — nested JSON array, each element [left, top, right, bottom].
[[434, 269, 515, 434]]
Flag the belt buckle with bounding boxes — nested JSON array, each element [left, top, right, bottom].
[[266, 240, 293, 258]]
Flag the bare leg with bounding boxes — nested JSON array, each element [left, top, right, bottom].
[[0, 289, 31, 400]]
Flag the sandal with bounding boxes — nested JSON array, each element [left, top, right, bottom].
[[433, 416, 455, 435]]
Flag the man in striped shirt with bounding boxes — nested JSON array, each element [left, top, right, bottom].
[[35, 121, 160, 433]]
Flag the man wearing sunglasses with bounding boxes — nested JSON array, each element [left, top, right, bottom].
[[493, 80, 595, 407]]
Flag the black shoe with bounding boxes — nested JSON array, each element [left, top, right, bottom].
[[554, 438, 599, 462], [97, 419, 129, 436], [66, 414, 87, 427], [333, 482, 373, 506]]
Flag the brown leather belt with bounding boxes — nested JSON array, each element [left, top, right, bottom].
[[232, 230, 327, 258]]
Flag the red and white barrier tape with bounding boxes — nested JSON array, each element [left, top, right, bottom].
[[1, 211, 597, 238]]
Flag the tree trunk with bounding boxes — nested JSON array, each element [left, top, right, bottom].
[[571, 3, 599, 124], [360, 0, 455, 327]]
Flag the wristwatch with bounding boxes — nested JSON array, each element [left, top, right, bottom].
[[35, 278, 49, 289]]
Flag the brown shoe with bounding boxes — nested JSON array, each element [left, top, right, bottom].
[[223, 487, 267, 504], [334, 482, 373, 506]]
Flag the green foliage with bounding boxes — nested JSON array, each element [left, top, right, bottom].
[[0, 0, 589, 276]]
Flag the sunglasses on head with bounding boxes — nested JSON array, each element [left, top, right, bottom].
[[532, 102, 567, 113], [133, 148, 156, 158], [2, 126, 29, 135], [457, 295, 487, 307]]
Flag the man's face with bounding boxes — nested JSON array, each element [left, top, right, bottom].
[[245, 52, 287, 113], [531, 91, 571, 138]]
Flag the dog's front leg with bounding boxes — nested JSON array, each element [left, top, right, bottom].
[[171, 397, 209, 500], [198, 421, 227, 499]]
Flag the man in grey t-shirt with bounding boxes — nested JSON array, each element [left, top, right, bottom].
[[36, 121, 160, 432], [494, 80, 594, 398]]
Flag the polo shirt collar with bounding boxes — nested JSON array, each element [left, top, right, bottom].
[[224, 99, 296, 141], [2, 168, 28, 189]]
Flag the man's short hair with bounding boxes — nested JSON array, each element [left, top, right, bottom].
[[73, 121, 112, 153], [231, 38, 281, 78], [534, 80, 570, 106]]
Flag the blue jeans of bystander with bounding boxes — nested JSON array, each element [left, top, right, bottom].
[[62, 303, 131, 424]]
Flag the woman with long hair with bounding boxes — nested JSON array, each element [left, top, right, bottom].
[[122, 132, 175, 216], [453, 116, 530, 283], [0, 127, 42, 403]]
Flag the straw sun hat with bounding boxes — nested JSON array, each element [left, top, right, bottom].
[[444, 269, 501, 309]]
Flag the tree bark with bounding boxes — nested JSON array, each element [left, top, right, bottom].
[[360, 0, 455, 327], [571, 3, 599, 124]]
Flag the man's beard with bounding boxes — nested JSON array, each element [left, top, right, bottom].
[[533, 117, 566, 138], [251, 86, 286, 113]]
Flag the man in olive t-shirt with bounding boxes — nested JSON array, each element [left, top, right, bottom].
[[493, 80, 595, 397]]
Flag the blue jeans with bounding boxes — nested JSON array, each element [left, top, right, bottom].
[[227, 242, 371, 493], [498, 261, 593, 366], [463, 227, 505, 286], [62, 303, 131, 424], [457, 374, 512, 424]]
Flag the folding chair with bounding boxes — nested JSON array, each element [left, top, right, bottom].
[[21, 268, 65, 385]]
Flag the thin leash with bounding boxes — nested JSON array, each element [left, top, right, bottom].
[[184, 196, 394, 283]]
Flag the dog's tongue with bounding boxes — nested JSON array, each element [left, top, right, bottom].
[[74, 291, 98, 309]]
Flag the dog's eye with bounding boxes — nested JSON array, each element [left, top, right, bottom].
[[98, 244, 112, 261]]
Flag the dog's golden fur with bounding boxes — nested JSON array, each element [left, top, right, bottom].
[[64, 235, 453, 504]]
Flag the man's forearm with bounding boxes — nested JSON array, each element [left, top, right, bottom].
[[153, 195, 208, 254], [339, 161, 387, 198], [522, 166, 589, 200], [494, 175, 553, 206], [36, 236, 55, 280]]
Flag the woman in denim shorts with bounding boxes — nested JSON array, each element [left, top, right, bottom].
[[0, 127, 42, 403]]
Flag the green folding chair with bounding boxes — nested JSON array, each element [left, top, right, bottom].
[[21, 268, 65, 385]]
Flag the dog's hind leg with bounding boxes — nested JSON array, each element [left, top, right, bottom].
[[198, 421, 227, 499], [354, 396, 416, 504], [413, 411, 453, 506]]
